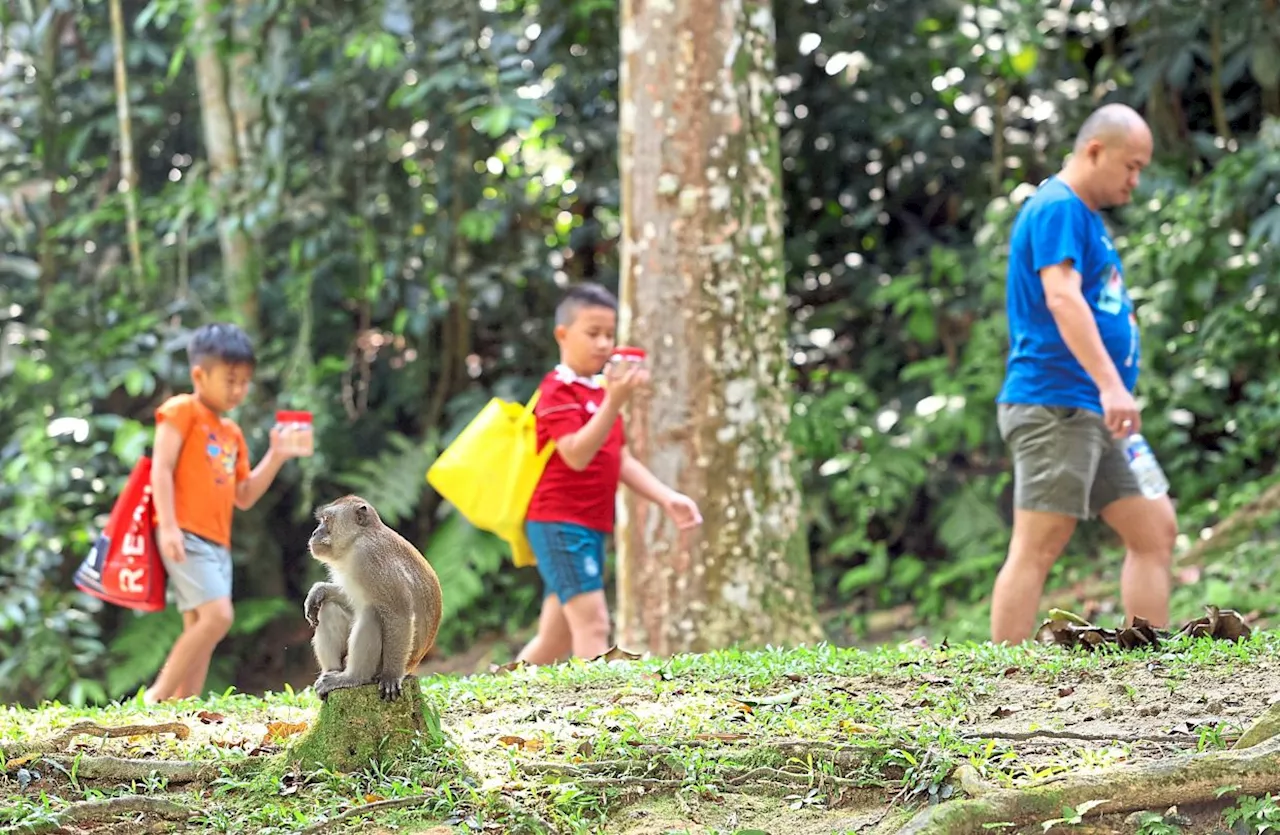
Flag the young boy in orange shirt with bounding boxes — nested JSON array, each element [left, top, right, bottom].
[[143, 323, 304, 704], [516, 283, 702, 664]]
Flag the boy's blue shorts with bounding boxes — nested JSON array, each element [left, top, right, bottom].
[[525, 521, 606, 603]]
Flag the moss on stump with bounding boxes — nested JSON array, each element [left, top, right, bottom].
[[287, 677, 442, 773]]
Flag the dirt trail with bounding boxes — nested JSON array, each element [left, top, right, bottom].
[[442, 650, 1280, 834]]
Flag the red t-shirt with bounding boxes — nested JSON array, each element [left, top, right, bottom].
[[525, 366, 625, 533]]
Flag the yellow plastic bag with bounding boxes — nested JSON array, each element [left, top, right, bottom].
[[426, 390, 554, 568]]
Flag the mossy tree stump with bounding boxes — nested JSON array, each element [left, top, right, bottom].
[[287, 676, 443, 773]]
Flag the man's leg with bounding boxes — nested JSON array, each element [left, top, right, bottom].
[[991, 509, 1079, 643], [1098, 496, 1177, 628], [992, 405, 1104, 644]]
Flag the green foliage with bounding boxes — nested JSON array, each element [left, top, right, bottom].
[[1, 0, 1278, 707]]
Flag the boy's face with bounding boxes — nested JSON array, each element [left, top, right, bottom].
[[191, 360, 254, 413], [555, 304, 617, 376]]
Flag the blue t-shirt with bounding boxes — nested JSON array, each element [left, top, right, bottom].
[[997, 177, 1140, 414]]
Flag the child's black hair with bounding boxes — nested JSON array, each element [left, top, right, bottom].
[[555, 282, 618, 327], [187, 322, 257, 368]]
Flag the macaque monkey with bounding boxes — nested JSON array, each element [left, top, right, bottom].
[[303, 495, 443, 700]]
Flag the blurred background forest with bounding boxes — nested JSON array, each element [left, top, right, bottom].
[[1, 0, 1278, 708]]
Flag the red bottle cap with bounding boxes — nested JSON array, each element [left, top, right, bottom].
[[276, 410, 313, 423], [612, 346, 647, 361]]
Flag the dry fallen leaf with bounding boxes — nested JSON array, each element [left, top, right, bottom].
[[364, 793, 386, 803], [263, 721, 309, 744], [196, 711, 226, 724], [1058, 686, 1076, 698], [840, 720, 877, 735], [490, 660, 528, 674], [694, 732, 748, 742], [990, 704, 1021, 718], [593, 645, 643, 663], [497, 735, 544, 752]]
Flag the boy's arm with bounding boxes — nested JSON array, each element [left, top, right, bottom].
[[619, 447, 703, 529], [151, 423, 183, 528], [548, 397, 624, 472], [619, 447, 677, 504], [234, 446, 286, 510]]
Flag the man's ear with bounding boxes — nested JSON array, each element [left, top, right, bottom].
[[553, 323, 568, 343]]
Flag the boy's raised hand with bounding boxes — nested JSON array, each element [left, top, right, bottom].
[[603, 361, 650, 404], [267, 424, 302, 459]]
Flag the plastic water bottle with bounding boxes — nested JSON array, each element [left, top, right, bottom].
[[1123, 434, 1169, 499]]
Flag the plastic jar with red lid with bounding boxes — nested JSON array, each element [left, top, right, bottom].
[[275, 410, 315, 457], [610, 346, 647, 365]]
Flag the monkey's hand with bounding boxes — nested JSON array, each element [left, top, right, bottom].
[[303, 585, 328, 628], [375, 672, 407, 701], [304, 582, 346, 628]]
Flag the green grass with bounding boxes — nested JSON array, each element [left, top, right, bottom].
[[3, 633, 1280, 834]]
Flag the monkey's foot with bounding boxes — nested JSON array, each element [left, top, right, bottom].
[[313, 671, 362, 700], [376, 672, 409, 701]]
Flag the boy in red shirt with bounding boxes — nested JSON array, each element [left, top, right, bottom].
[[517, 283, 702, 664], [143, 323, 306, 704]]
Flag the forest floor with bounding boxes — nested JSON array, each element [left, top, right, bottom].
[[5, 626, 1280, 835]]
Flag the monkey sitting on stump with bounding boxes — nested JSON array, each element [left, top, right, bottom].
[[303, 495, 443, 701]]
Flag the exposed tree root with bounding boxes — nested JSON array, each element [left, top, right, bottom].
[[34, 754, 253, 783], [1, 721, 190, 758], [961, 728, 1186, 744], [298, 793, 438, 835], [10, 795, 190, 834], [898, 731, 1280, 835]]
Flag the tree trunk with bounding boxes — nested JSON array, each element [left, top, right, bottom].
[[615, 0, 822, 655], [190, 0, 258, 334], [107, 0, 145, 288]]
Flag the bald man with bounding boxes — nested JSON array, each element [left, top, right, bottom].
[[991, 103, 1177, 644]]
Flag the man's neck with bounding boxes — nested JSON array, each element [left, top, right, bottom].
[[1055, 166, 1099, 212]]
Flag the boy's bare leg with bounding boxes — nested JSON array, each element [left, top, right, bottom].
[[516, 595, 573, 665], [145, 598, 234, 704], [561, 590, 611, 660], [144, 610, 197, 704], [173, 597, 234, 699]]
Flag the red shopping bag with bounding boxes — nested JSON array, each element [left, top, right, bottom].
[[73, 454, 167, 612]]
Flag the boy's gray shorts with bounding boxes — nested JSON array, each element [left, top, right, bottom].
[[997, 403, 1143, 520], [163, 531, 233, 612]]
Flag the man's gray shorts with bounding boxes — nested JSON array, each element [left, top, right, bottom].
[[163, 531, 233, 612], [998, 403, 1143, 520]]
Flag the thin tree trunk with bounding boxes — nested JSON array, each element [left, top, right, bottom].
[[615, 0, 822, 655], [190, 0, 257, 333], [33, 0, 61, 303], [1208, 14, 1233, 142], [108, 0, 145, 288]]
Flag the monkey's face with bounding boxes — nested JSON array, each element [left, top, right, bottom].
[[309, 495, 381, 563], [308, 510, 336, 561]]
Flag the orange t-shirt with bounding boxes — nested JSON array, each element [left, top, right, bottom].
[[155, 394, 251, 547]]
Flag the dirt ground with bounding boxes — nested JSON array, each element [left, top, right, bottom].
[[442, 648, 1280, 834]]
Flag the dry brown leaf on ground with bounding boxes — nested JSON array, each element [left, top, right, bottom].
[[593, 645, 643, 663], [263, 721, 309, 744]]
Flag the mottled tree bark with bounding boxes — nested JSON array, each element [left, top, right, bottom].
[[191, 0, 258, 334], [615, 0, 821, 655]]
